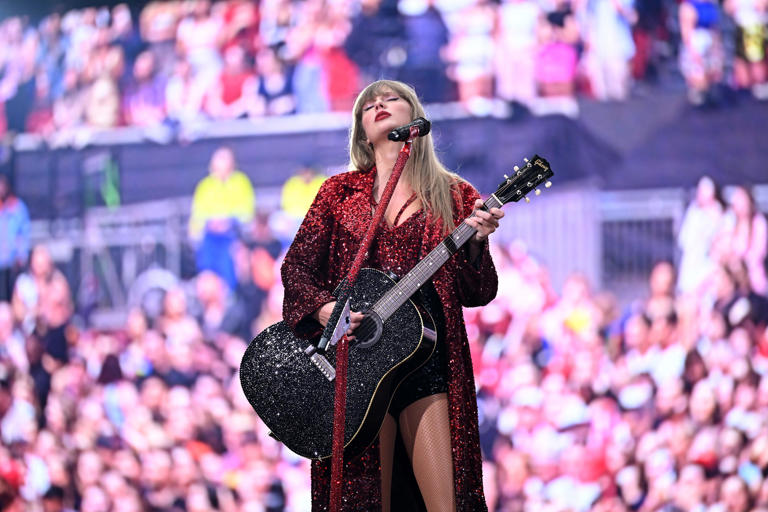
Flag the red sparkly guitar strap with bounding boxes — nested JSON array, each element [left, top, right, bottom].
[[329, 128, 419, 511]]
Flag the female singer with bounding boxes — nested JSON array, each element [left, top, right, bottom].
[[281, 79, 503, 511]]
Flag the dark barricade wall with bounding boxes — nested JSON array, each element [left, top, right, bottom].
[[12, 96, 768, 220]]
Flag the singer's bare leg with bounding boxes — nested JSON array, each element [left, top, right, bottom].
[[379, 413, 397, 512], [399, 393, 457, 512]]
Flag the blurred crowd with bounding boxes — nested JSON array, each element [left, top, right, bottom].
[[472, 176, 768, 511], [0, 140, 767, 511], [1, 0, 767, 142]]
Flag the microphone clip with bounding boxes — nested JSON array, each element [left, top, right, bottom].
[[388, 117, 431, 142]]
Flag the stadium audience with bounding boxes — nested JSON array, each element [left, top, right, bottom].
[[2, 0, 765, 139], [0, 176, 30, 304], [0, 3, 767, 509], [716, 186, 768, 295], [0, 169, 766, 510], [581, 0, 637, 101], [494, 0, 541, 109], [724, 0, 768, 100], [678, 175, 724, 295], [678, 0, 725, 106], [205, 44, 261, 119], [122, 51, 166, 128]]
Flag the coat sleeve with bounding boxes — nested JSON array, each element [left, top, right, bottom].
[[452, 182, 498, 308], [280, 180, 338, 338]]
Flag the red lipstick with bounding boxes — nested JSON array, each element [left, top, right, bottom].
[[375, 111, 390, 121]]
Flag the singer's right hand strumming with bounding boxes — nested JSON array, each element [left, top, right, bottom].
[[313, 302, 365, 339]]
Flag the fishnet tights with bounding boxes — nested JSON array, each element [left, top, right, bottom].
[[379, 393, 457, 512]]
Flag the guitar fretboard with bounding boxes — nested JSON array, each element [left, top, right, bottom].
[[371, 194, 503, 321]]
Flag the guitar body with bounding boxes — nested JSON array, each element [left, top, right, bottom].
[[239, 268, 437, 460]]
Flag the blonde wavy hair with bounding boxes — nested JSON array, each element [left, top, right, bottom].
[[348, 80, 464, 234]]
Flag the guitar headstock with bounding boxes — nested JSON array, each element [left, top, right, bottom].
[[493, 155, 554, 204]]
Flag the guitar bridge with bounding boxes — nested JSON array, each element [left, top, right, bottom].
[[305, 345, 336, 381]]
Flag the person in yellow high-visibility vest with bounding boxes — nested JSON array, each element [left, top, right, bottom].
[[280, 165, 327, 220], [189, 146, 254, 289]]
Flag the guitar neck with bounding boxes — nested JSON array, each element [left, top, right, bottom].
[[372, 194, 503, 321]]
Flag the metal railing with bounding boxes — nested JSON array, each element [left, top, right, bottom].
[[30, 198, 191, 327], [598, 188, 687, 300], [29, 184, 764, 328]]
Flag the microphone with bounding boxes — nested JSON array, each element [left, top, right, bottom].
[[387, 117, 431, 141]]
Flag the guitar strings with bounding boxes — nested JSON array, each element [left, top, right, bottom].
[[351, 195, 502, 344]]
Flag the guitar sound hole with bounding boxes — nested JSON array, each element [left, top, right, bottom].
[[354, 314, 382, 348]]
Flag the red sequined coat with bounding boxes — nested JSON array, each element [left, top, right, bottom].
[[281, 167, 497, 511]]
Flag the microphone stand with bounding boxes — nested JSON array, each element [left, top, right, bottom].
[[327, 126, 420, 511]]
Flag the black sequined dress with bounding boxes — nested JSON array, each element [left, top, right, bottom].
[[367, 194, 449, 418]]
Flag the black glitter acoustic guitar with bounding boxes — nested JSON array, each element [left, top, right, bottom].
[[240, 155, 553, 460]]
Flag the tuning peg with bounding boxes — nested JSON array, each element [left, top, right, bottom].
[[535, 189, 541, 196], [513, 166, 519, 171], [525, 197, 530, 203], [503, 174, 509, 179], [545, 181, 552, 188], [523, 158, 529, 162]]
